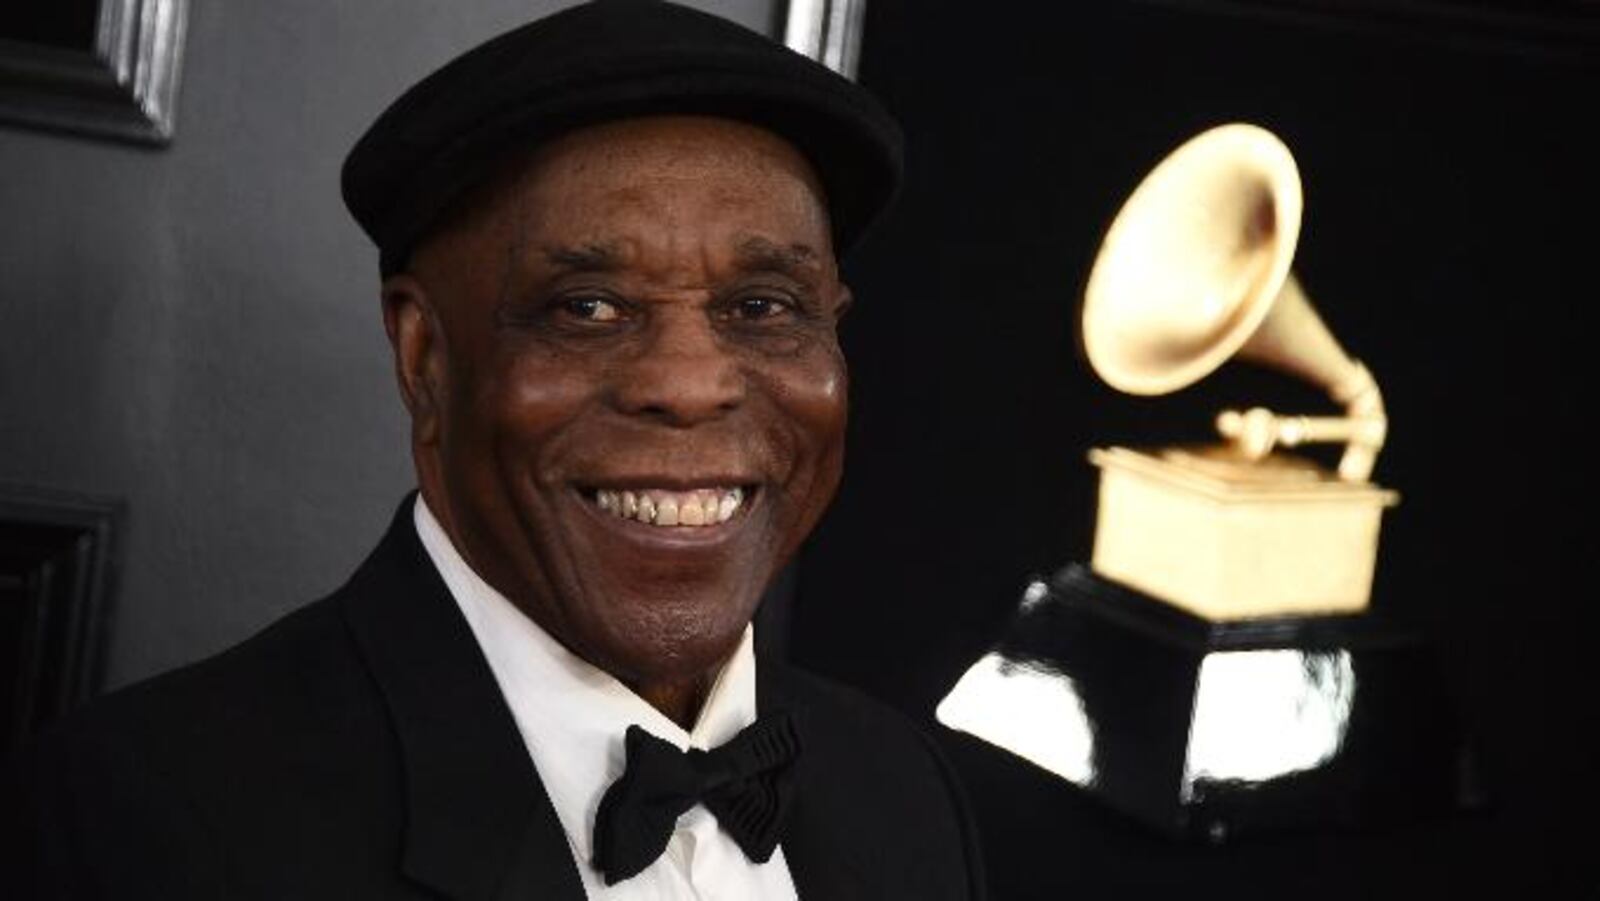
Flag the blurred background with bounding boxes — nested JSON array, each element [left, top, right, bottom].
[[2, 0, 1595, 897], [793, 0, 1598, 897]]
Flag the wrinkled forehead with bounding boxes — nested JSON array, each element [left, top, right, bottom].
[[476, 116, 835, 261], [413, 115, 837, 286]]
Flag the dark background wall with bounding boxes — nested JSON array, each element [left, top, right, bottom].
[[0, 0, 776, 691], [791, 1, 1597, 896]]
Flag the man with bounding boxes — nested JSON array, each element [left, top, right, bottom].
[[3, 1, 985, 898]]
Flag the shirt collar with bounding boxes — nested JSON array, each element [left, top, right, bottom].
[[411, 495, 760, 867]]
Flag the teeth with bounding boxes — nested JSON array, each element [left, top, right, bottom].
[[590, 486, 747, 528], [680, 499, 705, 526], [656, 497, 679, 526]]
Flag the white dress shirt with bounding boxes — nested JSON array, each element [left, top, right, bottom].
[[413, 497, 800, 900]]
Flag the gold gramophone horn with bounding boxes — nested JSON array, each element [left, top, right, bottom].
[[1081, 123, 1387, 482]]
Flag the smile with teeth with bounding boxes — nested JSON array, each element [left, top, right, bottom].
[[591, 486, 746, 527]]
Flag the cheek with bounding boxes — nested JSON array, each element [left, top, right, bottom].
[[798, 357, 848, 455], [762, 346, 849, 518], [463, 351, 603, 481]]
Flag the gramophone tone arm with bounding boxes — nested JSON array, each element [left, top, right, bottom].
[[1215, 362, 1389, 482]]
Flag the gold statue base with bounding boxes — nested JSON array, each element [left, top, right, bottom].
[[1088, 445, 1398, 621]]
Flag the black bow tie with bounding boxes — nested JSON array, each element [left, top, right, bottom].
[[592, 711, 802, 885]]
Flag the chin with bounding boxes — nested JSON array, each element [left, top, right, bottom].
[[561, 564, 769, 687], [522, 476, 784, 684]]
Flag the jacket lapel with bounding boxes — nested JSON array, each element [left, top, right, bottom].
[[759, 659, 875, 899], [338, 498, 585, 901]]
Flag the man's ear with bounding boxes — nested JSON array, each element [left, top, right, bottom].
[[832, 283, 854, 324], [381, 274, 447, 446]]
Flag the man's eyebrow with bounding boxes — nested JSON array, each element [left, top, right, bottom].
[[536, 237, 825, 277], [540, 242, 626, 271], [734, 236, 825, 278]]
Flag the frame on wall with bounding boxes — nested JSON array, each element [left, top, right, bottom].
[[783, 0, 867, 80], [0, 484, 121, 753], [0, 0, 189, 144]]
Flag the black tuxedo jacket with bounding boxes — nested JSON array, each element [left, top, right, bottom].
[[4, 501, 985, 900]]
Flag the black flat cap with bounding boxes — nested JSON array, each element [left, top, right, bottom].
[[342, 0, 904, 277]]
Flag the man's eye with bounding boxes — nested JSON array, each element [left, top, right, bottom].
[[560, 295, 622, 322], [730, 295, 791, 321]]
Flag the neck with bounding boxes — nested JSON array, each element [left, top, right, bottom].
[[633, 676, 713, 730]]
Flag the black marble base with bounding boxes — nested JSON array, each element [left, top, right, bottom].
[[937, 565, 1483, 842]]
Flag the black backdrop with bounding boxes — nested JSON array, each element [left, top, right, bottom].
[[788, 1, 1597, 896]]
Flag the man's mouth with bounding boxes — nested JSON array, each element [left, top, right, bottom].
[[582, 485, 752, 528]]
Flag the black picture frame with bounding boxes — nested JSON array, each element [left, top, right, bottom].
[[0, 0, 189, 145], [783, 0, 867, 79], [1, 484, 122, 753]]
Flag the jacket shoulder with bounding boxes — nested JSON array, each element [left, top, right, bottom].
[[763, 661, 988, 900], [37, 593, 374, 757], [3, 594, 407, 899], [764, 661, 939, 753]]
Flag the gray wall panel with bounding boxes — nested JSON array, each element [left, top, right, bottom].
[[0, 0, 780, 690]]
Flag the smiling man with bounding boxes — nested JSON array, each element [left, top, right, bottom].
[[393, 115, 850, 730], [4, 1, 984, 899]]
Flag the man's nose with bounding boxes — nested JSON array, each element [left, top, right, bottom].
[[611, 311, 744, 426]]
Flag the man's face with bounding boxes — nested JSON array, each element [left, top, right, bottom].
[[388, 116, 849, 691]]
